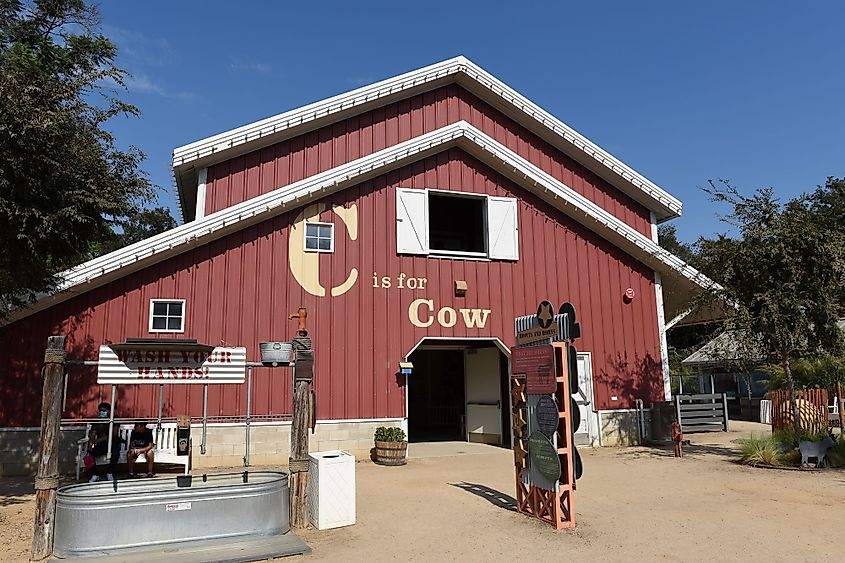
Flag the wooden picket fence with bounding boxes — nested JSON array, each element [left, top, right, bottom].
[[769, 388, 828, 432]]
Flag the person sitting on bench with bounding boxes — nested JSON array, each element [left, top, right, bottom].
[[127, 421, 156, 478], [85, 402, 123, 482]]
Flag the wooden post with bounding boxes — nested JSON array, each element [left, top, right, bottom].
[[31, 336, 66, 561], [837, 382, 844, 433], [288, 308, 312, 529], [289, 378, 310, 528]]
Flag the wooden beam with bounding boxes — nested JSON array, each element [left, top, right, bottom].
[[31, 336, 66, 560]]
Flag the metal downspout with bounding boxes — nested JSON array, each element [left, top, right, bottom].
[[200, 384, 208, 455], [244, 366, 253, 467]]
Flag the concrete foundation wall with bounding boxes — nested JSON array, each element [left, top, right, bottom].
[[0, 428, 86, 477], [0, 420, 398, 476], [598, 410, 646, 446], [193, 419, 392, 469]]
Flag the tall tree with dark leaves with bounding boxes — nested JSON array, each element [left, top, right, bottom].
[[698, 178, 845, 431], [91, 206, 177, 257], [0, 0, 156, 314]]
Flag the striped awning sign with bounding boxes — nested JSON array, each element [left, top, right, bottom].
[[97, 345, 247, 384]]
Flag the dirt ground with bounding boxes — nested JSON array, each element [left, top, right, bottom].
[[2, 421, 843, 562]]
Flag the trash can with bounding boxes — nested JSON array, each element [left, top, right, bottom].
[[307, 450, 356, 530]]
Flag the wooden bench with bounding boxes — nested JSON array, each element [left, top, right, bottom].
[[76, 423, 190, 480]]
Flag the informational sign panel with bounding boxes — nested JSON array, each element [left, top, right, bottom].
[[516, 326, 558, 347], [527, 431, 561, 482], [535, 396, 559, 437], [97, 345, 247, 384], [513, 346, 555, 394]]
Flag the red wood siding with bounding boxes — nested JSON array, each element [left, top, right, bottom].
[[206, 85, 654, 237], [0, 149, 662, 427]]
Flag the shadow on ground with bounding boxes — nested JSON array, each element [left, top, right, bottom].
[[0, 476, 35, 507], [613, 441, 740, 461], [450, 481, 516, 512]]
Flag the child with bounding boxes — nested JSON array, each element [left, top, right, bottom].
[[127, 421, 156, 478]]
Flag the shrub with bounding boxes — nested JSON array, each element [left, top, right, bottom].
[[773, 427, 830, 449], [374, 426, 406, 442], [780, 449, 802, 467], [738, 435, 783, 467], [826, 436, 845, 468]]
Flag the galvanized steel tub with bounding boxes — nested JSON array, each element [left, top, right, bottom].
[[54, 472, 289, 558]]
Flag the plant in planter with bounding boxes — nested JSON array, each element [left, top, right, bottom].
[[372, 426, 407, 466]]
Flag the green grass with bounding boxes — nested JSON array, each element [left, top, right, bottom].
[[740, 431, 845, 468], [738, 435, 784, 467]]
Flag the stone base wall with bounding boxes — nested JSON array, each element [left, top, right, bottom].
[[0, 428, 86, 476], [598, 410, 649, 446], [0, 420, 400, 476], [194, 419, 393, 468]]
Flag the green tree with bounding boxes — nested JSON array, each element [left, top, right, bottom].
[[657, 223, 698, 267], [698, 179, 845, 430], [90, 206, 177, 257], [763, 356, 845, 392], [0, 0, 154, 312]]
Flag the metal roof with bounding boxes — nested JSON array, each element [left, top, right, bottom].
[[171, 56, 683, 223], [682, 319, 845, 367]]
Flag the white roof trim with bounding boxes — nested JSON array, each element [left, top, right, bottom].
[[8, 121, 710, 325], [172, 56, 681, 220]]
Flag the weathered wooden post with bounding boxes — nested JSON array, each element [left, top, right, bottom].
[[288, 308, 313, 529], [837, 382, 844, 432], [31, 336, 66, 561]]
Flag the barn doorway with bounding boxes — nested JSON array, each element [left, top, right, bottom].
[[406, 339, 510, 447]]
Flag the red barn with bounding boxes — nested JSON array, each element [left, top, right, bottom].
[[0, 57, 710, 473]]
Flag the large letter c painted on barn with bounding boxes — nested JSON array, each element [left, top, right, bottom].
[[288, 203, 358, 297]]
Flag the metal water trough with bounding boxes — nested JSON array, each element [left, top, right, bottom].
[[54, 472, 290, 558]]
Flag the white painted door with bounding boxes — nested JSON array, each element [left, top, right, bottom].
[[575, 353, 597, 446], [464, 348, 502, 444]]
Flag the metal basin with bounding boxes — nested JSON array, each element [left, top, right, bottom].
[[54, 472, 289, 558]]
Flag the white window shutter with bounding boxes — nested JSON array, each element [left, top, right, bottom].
[[395, 188, 429, 255], [487, 196, 519, 260]]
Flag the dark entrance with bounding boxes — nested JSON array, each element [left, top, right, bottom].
[[407, 342, 511, 447], [408, 349, 466, 441]]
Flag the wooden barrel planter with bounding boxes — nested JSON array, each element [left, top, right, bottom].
[[373, 440, 407, 466]]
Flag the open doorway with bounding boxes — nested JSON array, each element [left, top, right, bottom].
[[407, 340, 510, 447]]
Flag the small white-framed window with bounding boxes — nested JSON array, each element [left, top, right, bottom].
[[304, 222, 334, 253], [149, 299, 186, 333]]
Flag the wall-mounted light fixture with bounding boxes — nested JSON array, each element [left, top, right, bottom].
[[455, 280, 468, 296]]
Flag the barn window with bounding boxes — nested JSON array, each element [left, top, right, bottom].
[[304, 222, 334, 253], [395, 188, 519, 260], [428, 193, 487, 255], [149, 299, 186, 333]]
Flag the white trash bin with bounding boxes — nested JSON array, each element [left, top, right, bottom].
[[307, 450, 356, 530]]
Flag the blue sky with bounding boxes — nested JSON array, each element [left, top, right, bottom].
[[99, 1, 845, 243]]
